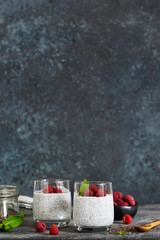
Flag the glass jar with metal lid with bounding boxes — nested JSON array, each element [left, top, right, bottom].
[[0, 185, 19, 222]]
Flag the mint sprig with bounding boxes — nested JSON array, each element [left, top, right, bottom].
[[120, 230, 128, 235], [78, 179, 89, 196], [0, 212, 24, 232]]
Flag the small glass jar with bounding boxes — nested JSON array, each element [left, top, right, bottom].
[[0, 185, 19, 222]]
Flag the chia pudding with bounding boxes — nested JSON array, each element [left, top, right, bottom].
[[33, 187, 71, 223], [73, 193, 114, 227]]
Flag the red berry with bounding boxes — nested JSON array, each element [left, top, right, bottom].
[[35, 221, 46, 232], [83, 189, 94, 197], [122, 195, 135, 206], [95, 189, 105, 197], [121, 202, 129, 206], [49, 224, 59, 235], [105, 190, 111, 194], [116, 199, 124, 206], [113, 192, 119, 201], [122, 214, 132, 224], [54, 187, 62, 193], [114, 202, 118, 206], [89, 185, 98, 194], [104, 191, 107, 196], [116, 192, 123, 199], [43, 185, 54, 193]]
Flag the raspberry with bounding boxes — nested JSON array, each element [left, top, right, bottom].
[[43, 185, 54, 193], [122, 214, 132, 224], [116, 199, 124, 206], [89, 185, 98, 194], [49, 224, 59, 235], [116, 192, 123, 199], [113, 192, 119, 201], [95, 189, 105, 197], [105, 190, 111, 194], [54, 187, 62, 193], [83, 189, 94, 197], [104, 191, 108, 196], [121, 202, 129, 206], [122, 195, 135, 206], [35, 221, 46, 232]]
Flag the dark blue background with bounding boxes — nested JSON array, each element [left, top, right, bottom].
[[0, 0, 160, 203]]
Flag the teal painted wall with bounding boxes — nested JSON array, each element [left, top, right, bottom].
[[0, 0, 160, 202]]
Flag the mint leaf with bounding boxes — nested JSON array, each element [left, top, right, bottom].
[[120, 230, 128, 235], [6, 228, 13, 232], [2, 212, 24, 229], [0, 224, 7, 232], [82, 179, 88, 185], [3, 224, 13, 232], [79, 179, 89, 196]]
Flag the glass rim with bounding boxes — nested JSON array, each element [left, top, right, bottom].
[[74, 181, 112, 185], [34, 179, 71, 183]]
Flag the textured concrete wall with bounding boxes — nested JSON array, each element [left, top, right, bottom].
[[0, 0, 160, 203]]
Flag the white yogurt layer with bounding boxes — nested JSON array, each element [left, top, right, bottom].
[[33, 187, 71, 221], [73, 193, 114, 227]]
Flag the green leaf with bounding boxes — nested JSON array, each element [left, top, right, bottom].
[[0, 226, 13, 232], [4, 224, 13, 231], [0, 223, 3, 229], [78, 179, 89, 196], [120, 230, 128, 235], [2, 212, 24, 228], [5, 227, 13, 232]]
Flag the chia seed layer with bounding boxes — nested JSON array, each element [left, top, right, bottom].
[[73, 194, 114, 227], [33, 188, 71, 222], [0, 209, 18, 222]]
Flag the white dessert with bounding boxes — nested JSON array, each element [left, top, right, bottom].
[[33, 187, 71, 222], [73, 193, 114, 227]]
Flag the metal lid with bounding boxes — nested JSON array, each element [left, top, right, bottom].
[[0, 185, 19, 198]]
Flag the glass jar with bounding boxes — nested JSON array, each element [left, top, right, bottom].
[[0, 185, 19, 222]]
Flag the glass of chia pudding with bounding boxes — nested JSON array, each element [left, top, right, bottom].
[[33, 179, 71, 227], [73, 180, 114, 232]]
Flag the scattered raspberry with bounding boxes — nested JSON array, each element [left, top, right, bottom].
[[84, 189, 94, 197], [49, 224, 59, 235], [89, 185, 98, 194], [116, 199, 124, 206], [121, 202, 129, 206], [113, 192, 119, 201], [43, 185, 54, 194], [35, 221, 46, 232], [114, 202, 118, 206], [54, 187, 62, 193], [116, 192, 123, 199], [95, 189, 105, 197], [122, 195, 135, 206], [122, 214, 132, 224]]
